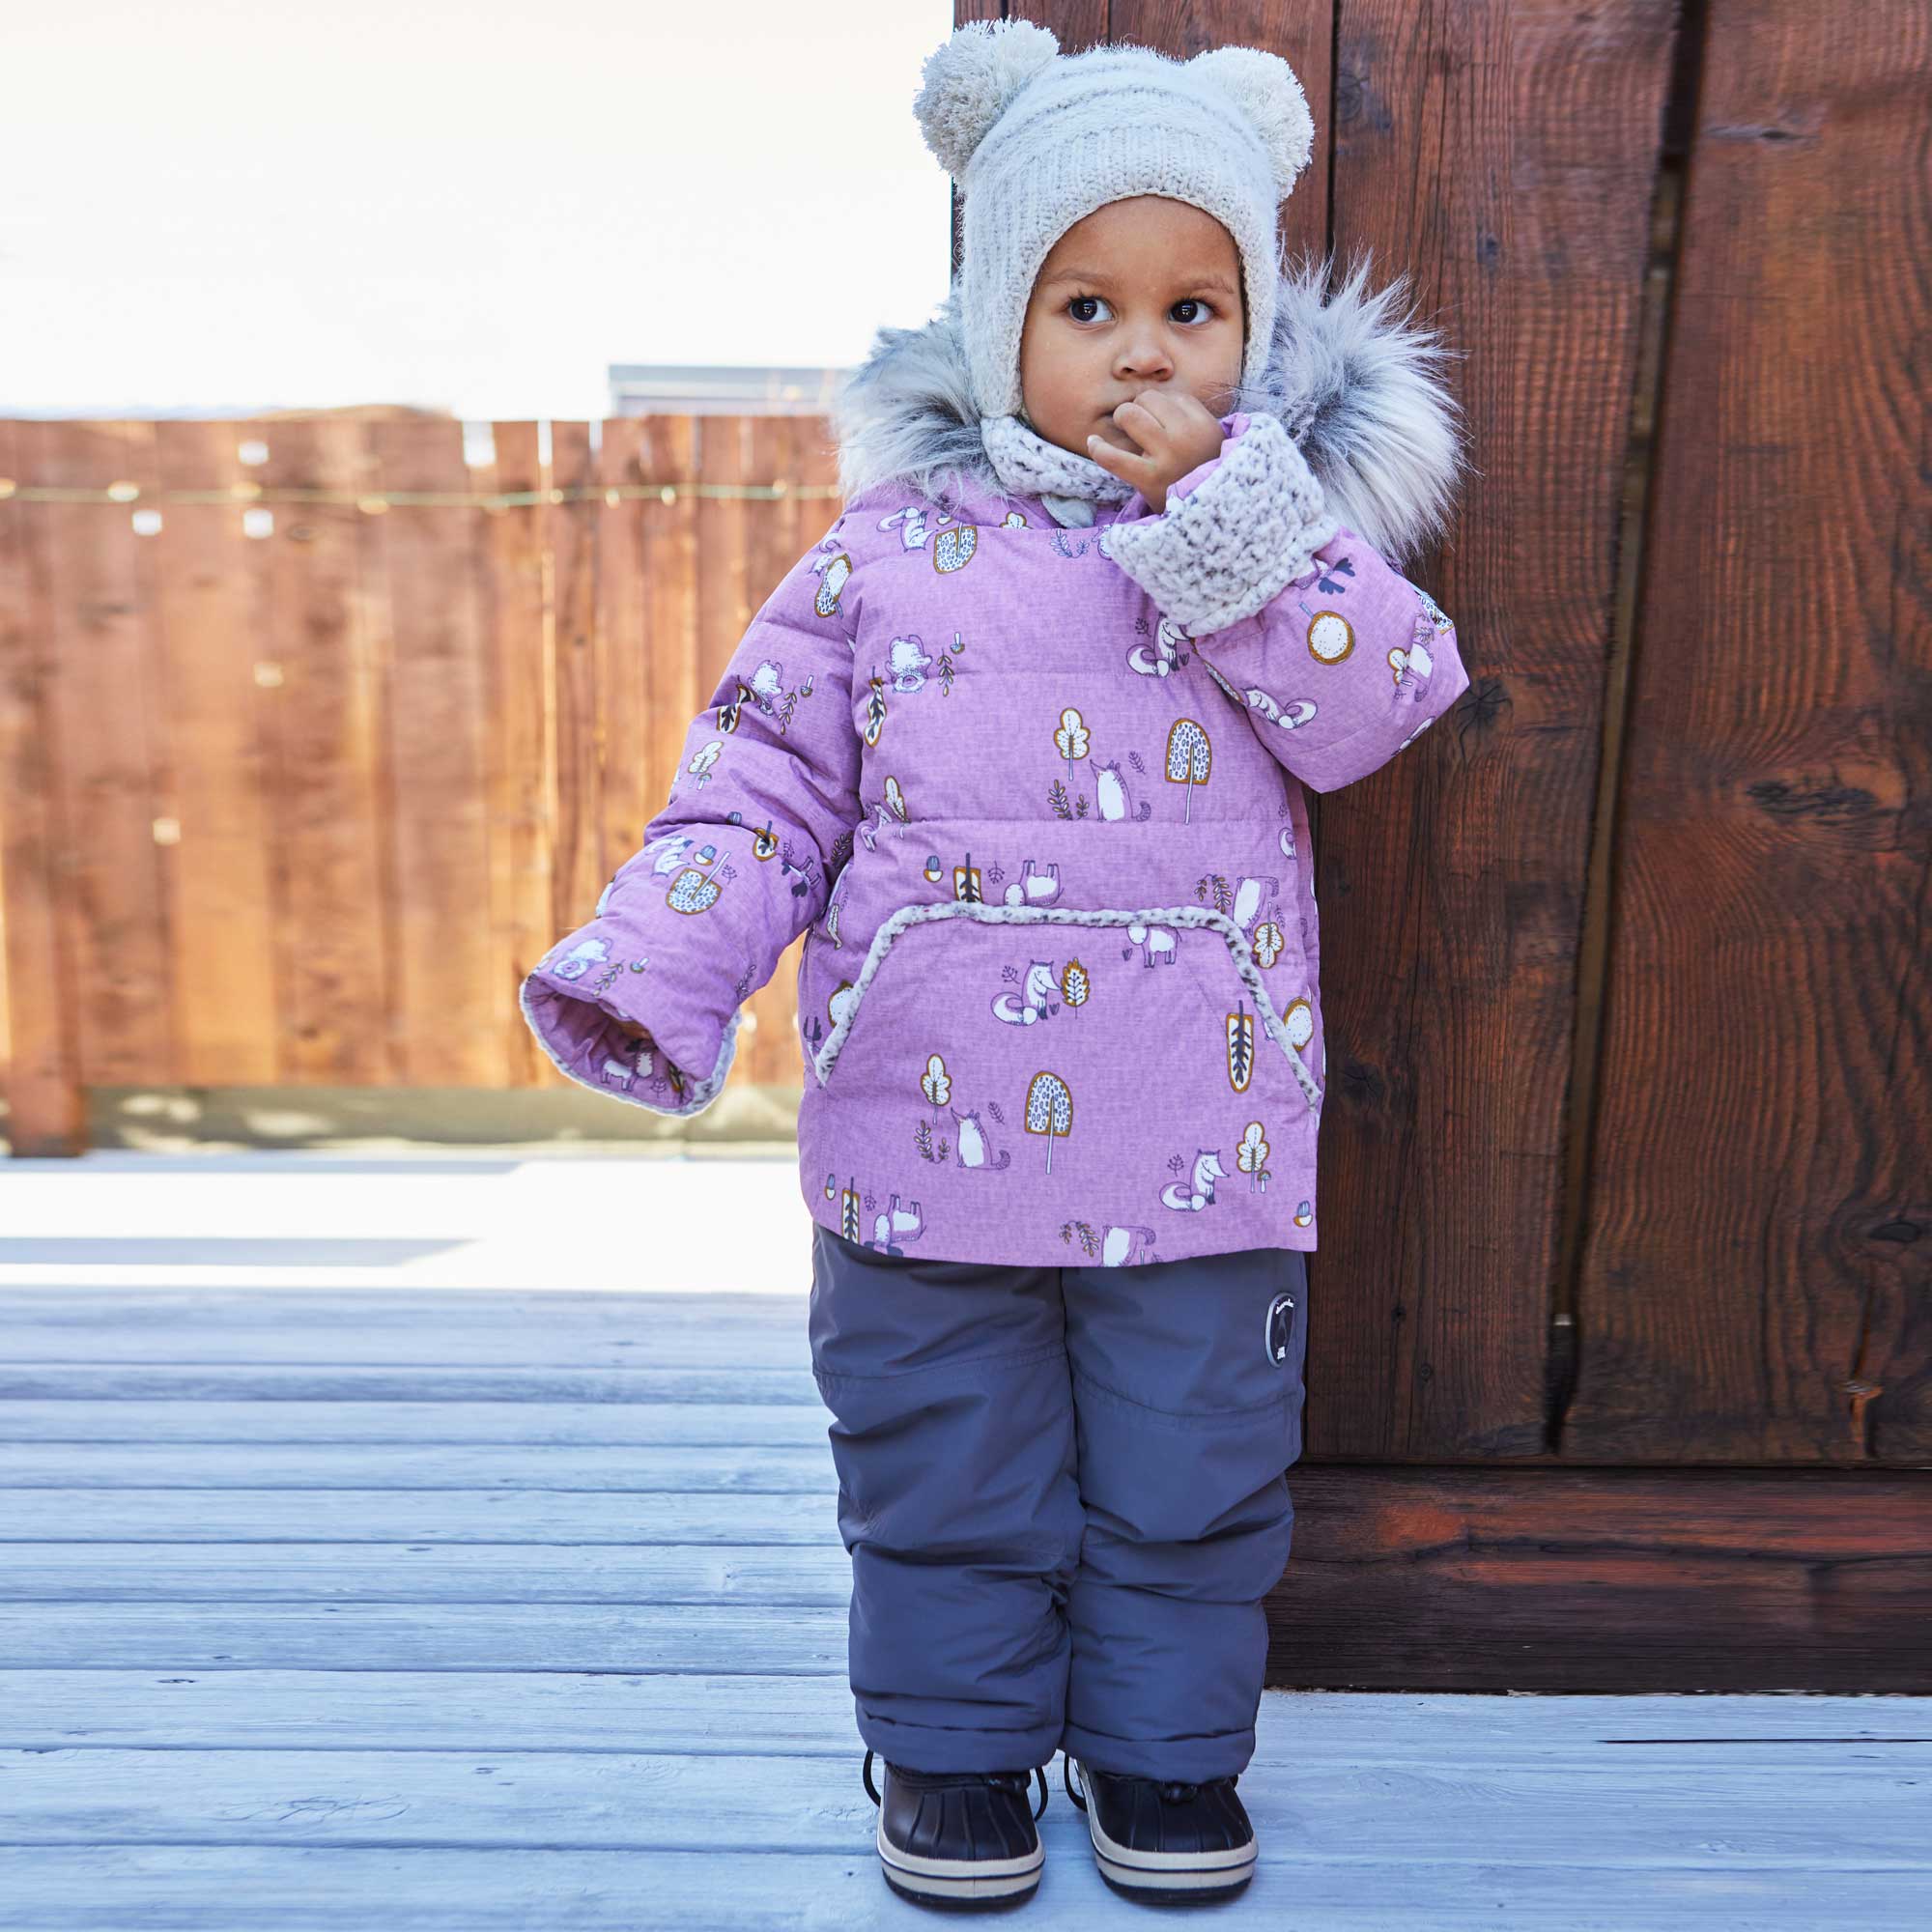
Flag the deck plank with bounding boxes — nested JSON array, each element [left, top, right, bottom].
[[2, 1846, 1916, 1931], [0, 1151, 1923, 1930]]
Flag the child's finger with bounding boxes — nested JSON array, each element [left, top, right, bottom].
[[1088, 430, 1152, 470]]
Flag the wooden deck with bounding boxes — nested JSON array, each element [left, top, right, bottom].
[[0, 1151, 1924, 1929]]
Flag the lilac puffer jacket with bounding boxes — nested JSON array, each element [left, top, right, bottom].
[[521, 263, 1471, 1267]]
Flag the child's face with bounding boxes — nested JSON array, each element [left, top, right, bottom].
[[1017, 195, 1245, 460]]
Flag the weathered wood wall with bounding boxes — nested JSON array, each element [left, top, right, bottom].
[[955, 0, 1928, 1686]]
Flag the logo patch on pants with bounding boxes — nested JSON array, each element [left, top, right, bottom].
[[1264, 1291, 1296, 1365]]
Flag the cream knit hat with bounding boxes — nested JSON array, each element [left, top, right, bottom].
[[912, 21, 1317, 427]]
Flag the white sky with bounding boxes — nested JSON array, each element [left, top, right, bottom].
[[2, 0, 955, 419]]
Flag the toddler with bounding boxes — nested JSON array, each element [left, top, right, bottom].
[[520, 19, 1469, 1911]]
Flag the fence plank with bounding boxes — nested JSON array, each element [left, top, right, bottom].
[[475, 421, 554, 1088], [547, 421, 603, 936], [0, 420, 87, 1151], [1315, 0, 1680, 1461], [151, 421, 280, 1083], [35, 420, 178, 1088], [252, 418, 392, 1084], [638, 415, 701, 832], [593, 418, 651, 907], [366, 417, 503, 1087], [1566, 0, 1932, 1463]]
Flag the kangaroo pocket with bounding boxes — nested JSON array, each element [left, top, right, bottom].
[[811, 901, 1321, 1189]]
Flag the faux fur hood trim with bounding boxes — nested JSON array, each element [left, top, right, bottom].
[[831, 252, 1471, 567]]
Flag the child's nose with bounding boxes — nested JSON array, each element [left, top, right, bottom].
[[1116, 341, 1174, 380]]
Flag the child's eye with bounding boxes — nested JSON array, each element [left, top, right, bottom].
[[1065, 295, 1218, 326]]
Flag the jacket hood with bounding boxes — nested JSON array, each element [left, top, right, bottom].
[[830, 252, 1471, 567]]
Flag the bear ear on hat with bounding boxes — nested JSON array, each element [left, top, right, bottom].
[[912, 17, 1061, 180], [1188, 44, 1316, 198]]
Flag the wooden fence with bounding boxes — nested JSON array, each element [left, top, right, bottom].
[[0, 412, 844, 1140], [1, 0, 1926, 1686]]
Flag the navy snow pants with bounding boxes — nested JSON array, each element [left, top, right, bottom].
[[807, 1226, 1308, 1783]]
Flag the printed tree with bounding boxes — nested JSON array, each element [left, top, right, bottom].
[[1227, 998, 1255, 1092], [920, 1052, 952, 1151], [1237, 1122, 1271, 1193], [840, 1177, 862, 1243], [1166, 718, 1212, 822], [1025, 1070, 1073, 1174], [1060, 958, 1090, 1013], [1055, 705, 1091, 795]]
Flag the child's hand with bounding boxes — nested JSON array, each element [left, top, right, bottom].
[[609, 1016, 655, 1049], [1086, 388, 1228, 508]]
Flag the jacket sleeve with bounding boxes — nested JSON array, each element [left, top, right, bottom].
[[519, 499, 881, 1117], [1099, 410, 1470, 793]]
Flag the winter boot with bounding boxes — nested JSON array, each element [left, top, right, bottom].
[[1064, 1754, 1258, 1900], [863, 1748, 1049, 1909]]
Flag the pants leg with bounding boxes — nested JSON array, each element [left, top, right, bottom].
[[1060, 1244, 1308, 1783], [807, 1226, 1084, 1773]]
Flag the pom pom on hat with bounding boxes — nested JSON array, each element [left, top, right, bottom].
[[912, 18, 1061, 178], [1188, 45, 1316, 198]]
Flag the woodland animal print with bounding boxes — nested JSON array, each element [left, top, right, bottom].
[[887, 635, 933, 693], [992, 960, 1060, 1025], [951, 1105, 1012, 1170], [1101, 1224, 1158, 1267], [869, 1193, 925, 1255], [1161, 1151, 1229, 1211], [1095, 758, 1153, 821], [1002, 859, 1063, 907], [1123, 922, 1179, 968], [523, 274, 1476, 1270]]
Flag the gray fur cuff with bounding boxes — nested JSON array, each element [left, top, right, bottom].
[[1100, 412, 1340, 636]]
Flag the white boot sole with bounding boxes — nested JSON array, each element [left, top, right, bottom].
[[1070, 1757, 1258, 1895], [876, 1814, 1045, 1901]]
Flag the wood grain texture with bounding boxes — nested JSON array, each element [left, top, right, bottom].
[[148, 423, 280, 1085], [1315, 0, 1680, 1462], [364, 418, 503, 1087], [0, 419, 87, 1152], [1564, 0, 1932, 1463], [0, 1179, 1922, 1932], [475, 420, 554, 1089], [547, 422, 604, 942], [255, 419, 392, 1086], [31, 422, 177, 1088]]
